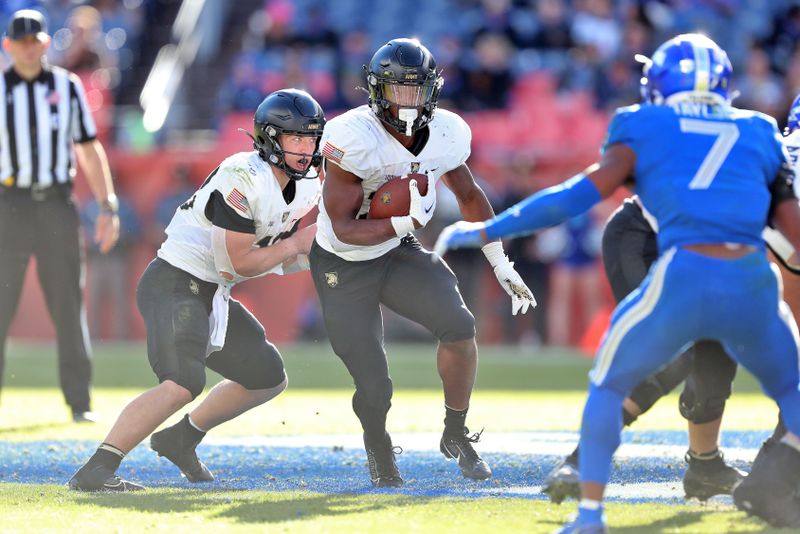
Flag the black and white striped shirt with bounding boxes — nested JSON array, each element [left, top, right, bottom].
[[0, 65, 97, 188]]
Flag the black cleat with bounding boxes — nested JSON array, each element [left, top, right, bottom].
[[734, 443, 800, 528], [68, 464, 144, 492], [150, 417, 214, 483], [440, 427, 492, 480], [364, 432, 404, 488], [683, 451, 746, 501], [542, 457, 580, 504]]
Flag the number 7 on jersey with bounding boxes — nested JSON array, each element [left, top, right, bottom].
[[679, 119, 740, 190]]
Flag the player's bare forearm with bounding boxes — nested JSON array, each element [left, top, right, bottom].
[[323, 160, 399, 245], [441, 164, 495, 223], [75, 139, 115, 201], [331, 217, 398, 245], [773, 199, 800, 254], [226, 227, 308, 277]]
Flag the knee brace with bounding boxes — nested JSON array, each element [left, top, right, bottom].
[[679, 391, 728, 424], [629, 351, 693, 415]]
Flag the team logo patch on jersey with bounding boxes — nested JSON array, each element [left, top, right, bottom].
[[324, 272, 338, 288], [410, 162, 420, 174], [46, 90, 60, 105], [322, 142, 345, 164], [226, 188, 250, 213], [281, 212, 290, 223], [189, 279, 199, 295]]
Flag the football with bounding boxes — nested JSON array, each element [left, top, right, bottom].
[[367, 173, 429, 219]]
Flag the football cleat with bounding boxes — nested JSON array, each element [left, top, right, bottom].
[[733, 443, 800, 528], [68, 464, 144, 492], [543, 457, 580, 504], [364, 432, 404, 487], [440, 427, 492, 480], [683, 451, 746, 501], [150, 417, 214, 483]]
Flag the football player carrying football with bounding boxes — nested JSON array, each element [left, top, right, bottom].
[[68, 89, 325, 491], [309, 38, 535, 487]]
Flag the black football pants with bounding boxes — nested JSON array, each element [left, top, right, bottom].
[[0, 190, 92, 413]]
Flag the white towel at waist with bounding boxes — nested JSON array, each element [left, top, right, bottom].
[[207, 284, 231, 356]]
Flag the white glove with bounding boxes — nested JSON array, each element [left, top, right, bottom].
[[482, 241, 537, 315], [493, 261, 537, 315], [390, 178, 436, 237]]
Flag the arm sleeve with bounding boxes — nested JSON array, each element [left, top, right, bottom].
[[68, 73, 97, 143], [484, 174, 602, 241]]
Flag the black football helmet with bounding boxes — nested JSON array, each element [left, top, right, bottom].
[[365, 38, 443, 136], [247, 89, 326, 180]]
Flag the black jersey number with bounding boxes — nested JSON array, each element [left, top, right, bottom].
[[179, 166, 221, 211]]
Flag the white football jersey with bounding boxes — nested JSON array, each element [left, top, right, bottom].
[[316, 105, 471, 261], [783, 129, 800, 198], [158, 151, 321, 284]]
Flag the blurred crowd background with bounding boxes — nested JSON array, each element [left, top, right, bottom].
[[4, 0, 800, 351]]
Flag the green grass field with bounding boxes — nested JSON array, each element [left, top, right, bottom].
[[0, 341, 789, 533]]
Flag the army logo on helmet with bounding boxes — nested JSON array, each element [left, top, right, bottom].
[[325, 272, 338, 288]]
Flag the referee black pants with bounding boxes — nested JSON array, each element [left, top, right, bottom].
[[0, 190, 91, 413]]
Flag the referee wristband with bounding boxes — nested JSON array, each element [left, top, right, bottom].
[[100, 193, 119, 215], [390, 215, 415, 237]]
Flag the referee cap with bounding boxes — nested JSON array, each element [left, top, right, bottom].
[[6, 10, 48, 41]]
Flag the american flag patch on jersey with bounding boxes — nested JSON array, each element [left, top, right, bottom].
[[322, 142, 345, 164], [226, 188, 250, 213]]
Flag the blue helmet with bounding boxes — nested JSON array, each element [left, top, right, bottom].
[[787, 93, 800, 134], [638, 33, 732, 104]]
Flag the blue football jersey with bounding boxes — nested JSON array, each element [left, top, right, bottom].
[[604, 102, 788, 251]]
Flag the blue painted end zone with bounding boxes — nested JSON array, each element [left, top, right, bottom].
[[0, 430, 769, 503]]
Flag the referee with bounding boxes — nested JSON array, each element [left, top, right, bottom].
[[0, 10, 119, 422]]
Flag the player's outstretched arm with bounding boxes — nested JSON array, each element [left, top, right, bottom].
[[440, 163, 536, 314], [434, 144, 635, 256], [213, 224, 313, 280], [323, 161, 401, 245]]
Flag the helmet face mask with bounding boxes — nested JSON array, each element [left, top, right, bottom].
[[638, 33, 732, 105], [251, 89, 326, 180], [366, 38, 443, 136]]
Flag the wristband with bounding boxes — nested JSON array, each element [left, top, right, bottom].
[[390, 215, 415, 237], [481, 241, 508, 267], [100, 193, 119, 215]]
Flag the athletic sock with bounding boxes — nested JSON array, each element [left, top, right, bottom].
[[90, 443, 125, 471], [622, 407, 637, 426], [444, 405, 468, 434], [182, 414, 206, 442], [686, 448, 726, 472], [577, 499, 604, 525]]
